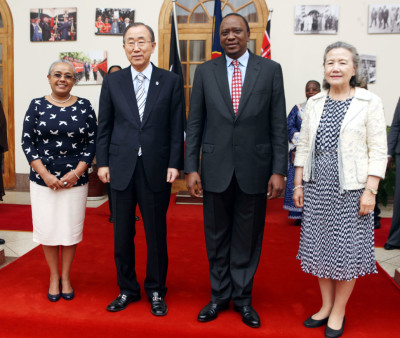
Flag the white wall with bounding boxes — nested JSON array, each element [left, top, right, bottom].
[[267, 0, 399, 123], [8, 0, 400, 175]]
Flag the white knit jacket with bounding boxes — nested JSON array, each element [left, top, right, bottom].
[[294, 88, 388, 192]]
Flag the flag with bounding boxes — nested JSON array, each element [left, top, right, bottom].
[[211, 0, 223, 59], [169, 14, 187, 131], [169, 16, 183, 78], [261, 14, 271, 59]]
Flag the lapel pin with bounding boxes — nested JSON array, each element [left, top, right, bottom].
[[155, 81, 159, 85]]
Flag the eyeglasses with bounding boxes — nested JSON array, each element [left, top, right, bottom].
[[51, 73, 75, 81], [125, 40, 152, 49]]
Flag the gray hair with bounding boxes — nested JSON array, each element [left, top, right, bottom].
[[322, 41, 367, 90], [48, 59, 77, 79], [122, 22, 155, 44]]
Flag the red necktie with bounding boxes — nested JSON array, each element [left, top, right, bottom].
[[231, 60, 242, 115]]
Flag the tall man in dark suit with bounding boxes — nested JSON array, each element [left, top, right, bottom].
[[185, 14, 287, 328], [96, 23, 184, 316], [385, 98, 400, 250]]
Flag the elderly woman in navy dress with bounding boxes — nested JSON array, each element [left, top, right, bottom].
[[293, 42, 387, 337], [22, 60, 97, 302], [283, 80, 321, 225]]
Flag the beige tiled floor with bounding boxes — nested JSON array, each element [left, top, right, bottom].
[[1, 191, 400, 281]]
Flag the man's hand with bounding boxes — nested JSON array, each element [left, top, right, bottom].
[[267, 174, 285, 199], [186, 172, 202, 197], [98, 167, 110, 183], [166, 168, 179, 183]]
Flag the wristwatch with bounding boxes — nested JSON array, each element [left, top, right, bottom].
[[365, 187, 378, 195]]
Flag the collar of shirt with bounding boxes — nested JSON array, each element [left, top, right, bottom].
[[226, 50, 249, 94], [130, 63, 153, 93]]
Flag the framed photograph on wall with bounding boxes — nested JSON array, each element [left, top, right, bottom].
[[95, 8, 135, 35], [368, 4, 400, 33], [294, 5, 339, 34], [360, 55, 377, 84], [30, 8, 77, 42], [59, 51, 108, 85]]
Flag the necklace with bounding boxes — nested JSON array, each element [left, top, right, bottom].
[[50, 93, 72, 104]]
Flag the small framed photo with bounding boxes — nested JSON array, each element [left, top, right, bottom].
[[360, 55, 377, 84], [294, 5, 339, 34], [368, 4, 400, 33], [30, 8, 77, 42], [59, 51, 108, 85], [95, 8, 135, 35]]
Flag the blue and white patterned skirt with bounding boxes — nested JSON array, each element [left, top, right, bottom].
[[296, 152, 377, 281]]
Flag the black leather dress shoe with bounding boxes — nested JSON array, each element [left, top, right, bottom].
[[0, 239, 5, 245], [198, 301, 229, 322], [150, 292, 168, 316], [106, 293, 141, 312], [325, 317, 345, 338], [384, 243, 400, 250], [304, 316, 329, 328], [234, 305, 260, 328]]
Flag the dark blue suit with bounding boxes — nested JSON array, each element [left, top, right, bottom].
[[387, 98, 400, 247], [96, 65, 184, 298]]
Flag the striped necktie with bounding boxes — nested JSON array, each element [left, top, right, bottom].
[[136, 73, 146, 122]]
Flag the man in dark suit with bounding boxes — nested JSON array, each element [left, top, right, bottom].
[[40, 16, 52, 42], [385, 98, 400, 250], [96, 23, 184, 316], [185, 13, 287, 328]]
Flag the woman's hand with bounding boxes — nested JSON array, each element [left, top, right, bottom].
[[60, 171, 79, 189], [42, 172, 64, 191], [359, 190, 376, 216], [293, 166, 304, 208], [293, 187, 304, 208]]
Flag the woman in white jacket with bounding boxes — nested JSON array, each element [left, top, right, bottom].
[[293, 41, 387, 338]]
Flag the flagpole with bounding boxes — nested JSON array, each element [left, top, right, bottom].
[[172, 0, 181, 60]]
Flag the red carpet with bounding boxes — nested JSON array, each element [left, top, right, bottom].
[[0, 198, 399, 337], [374, 217, 392, 247], [0, 204, 33, 231]]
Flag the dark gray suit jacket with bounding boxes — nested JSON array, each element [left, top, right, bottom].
[[96, 65, 184, 192], [388, 98, 400, 155], [185, 51, 287, 194]]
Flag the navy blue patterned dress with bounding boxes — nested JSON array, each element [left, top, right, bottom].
[[283, 103, 305, 219], [297, 97, 377, 281], [22, 97, 97, 185]]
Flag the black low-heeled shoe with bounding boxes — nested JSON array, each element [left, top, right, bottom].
[[325, 317, 345, 338], [48, 281, 61, 302], [48, 291, 61, 302], [60, 279, 75, 301], [304, 315, 329, 328]]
